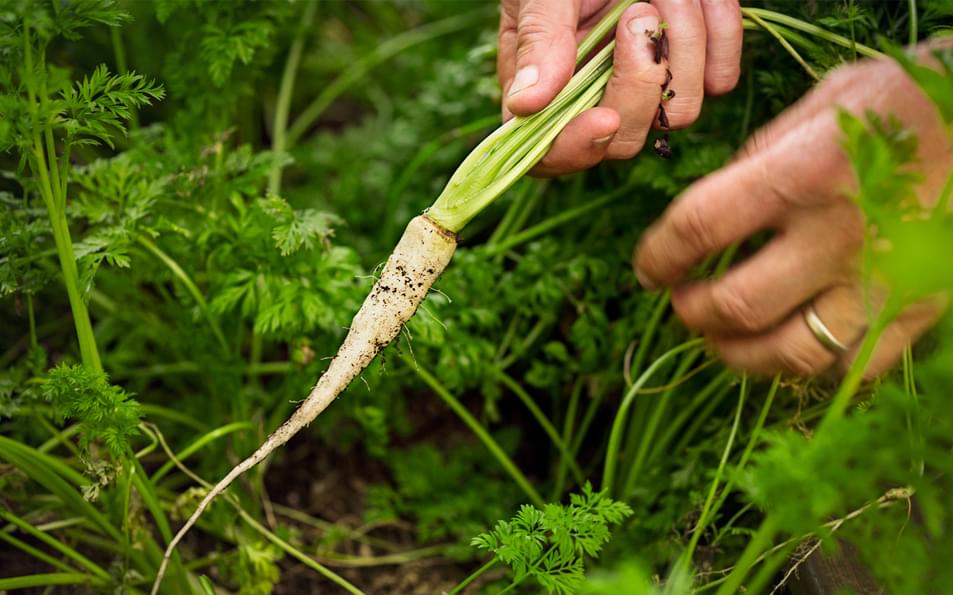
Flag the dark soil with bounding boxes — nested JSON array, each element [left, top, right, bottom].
[[265, 389, 506, 595]]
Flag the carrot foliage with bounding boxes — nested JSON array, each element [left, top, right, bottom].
[[2, 1, 953, 594]]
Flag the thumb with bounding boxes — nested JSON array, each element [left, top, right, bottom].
[[505, 0, 580, 117]]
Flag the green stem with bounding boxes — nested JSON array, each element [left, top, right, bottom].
[[110, 27, 138, 130], [317, 545, 450, 567], [744, 540, 797, 595], [709, 375, 780, 517], [933, 169, 953, 216], [22, 26, 101, 372], [0, 530, 80, 576], [819, 300, 897, 428], [671, 382, 735, 457], [268, 0, 318, 195], [554, 377, 583, 498], [237, 509, 365, 595], [631, 293, 672, 384], [908, 0, 919, 46], [621, 349, 702, 497], [0, 509, 110, 581], [649, 370, 732, 461], [618, 292, 673, 469], [286, 7, 494, 147], [494, 369, 585, 485], [485, 185, 632, 256], [602, 339, 704, 495], [741, 8, 883, 58], [575, 0, 638, 61], [37, 417, 82, 458], [570, 380, 607, 458], [744, 10, 820, 81], [26, 293, 37, 347], [402, 353, 545, 508], [136, 235, 229, 354], [713, 516, 778, 595], [486, 180, 538, 247], [150, 422, 254, 483], [902, 347, 925, 476], [48, 203, 102, 371], [44, 128, 63, 209], [677, 376, 748, 574], [447, 558, 498, 595], [427, 10, 627, 231], [111, 26, 128, 73], [497, 317, 551, 370], [0, 573, 100, 590]]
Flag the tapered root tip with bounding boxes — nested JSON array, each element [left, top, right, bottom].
[[150, 216, 457, 593]]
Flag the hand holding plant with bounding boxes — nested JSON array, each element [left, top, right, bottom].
[[498, 0, 742, 175], [635, 40, 953, 377]]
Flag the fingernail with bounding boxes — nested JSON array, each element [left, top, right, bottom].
[[627, 15, 659, 39], [592, 133, 615, 150], [508, 65, 539, 97], [635, 268, 658, 291]]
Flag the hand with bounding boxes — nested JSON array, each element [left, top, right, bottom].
[[634, 53, 952, 377], [498, 0, 742, 176]]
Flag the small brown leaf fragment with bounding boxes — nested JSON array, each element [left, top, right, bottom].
[[653, 134, 673, 159], [658, 32, 669, 62]]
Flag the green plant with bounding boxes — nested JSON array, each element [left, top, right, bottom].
[[465, 484, 632, 595], [1, 2, 950, 594]]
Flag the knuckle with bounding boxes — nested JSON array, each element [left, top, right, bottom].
[[821, 63, 860, 92], [711, 284, 764, 332], [533, 155, 568, 178], [836, 206, 866, 252], [739, 129, 771, 159], [516, 16, 574, 53], [663, 98, 703, 128], [777, 342, 827, 377], [633, 239, 660, 281], [630, 63, 669, 88], [705, 66, 740, 95], [605, 138, 646, 160], [749, 154, 790, 209], [670, 203, 714, 254]]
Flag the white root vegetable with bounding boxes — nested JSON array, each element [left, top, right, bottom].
[[153, 5, 638, 590], [152, 215, 456, 594]]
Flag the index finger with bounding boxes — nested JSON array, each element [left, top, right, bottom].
[[634, 111, 845, 289]]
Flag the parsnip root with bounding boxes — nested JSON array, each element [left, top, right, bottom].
[[151, 215, 456, 594]]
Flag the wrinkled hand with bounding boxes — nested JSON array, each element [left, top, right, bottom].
[[498, 0, 742, 176], [634, 53, 952, 377]]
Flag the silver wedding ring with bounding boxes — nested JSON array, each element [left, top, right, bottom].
[[803, 303, 848, 355]]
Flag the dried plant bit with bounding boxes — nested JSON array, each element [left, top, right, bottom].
[[657, 105, 670, 129], [646, 23, 669, 64], [664, 68, 673, 86], [653, 134, 673, 159], [646, 20, 668, 40], [661, 88, 676, 101]]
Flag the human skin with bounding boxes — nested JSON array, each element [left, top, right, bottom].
[[497, 0, 743, 176], [634, 46, 952, 377]]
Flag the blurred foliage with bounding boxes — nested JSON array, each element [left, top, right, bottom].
[[0, 1, 951, 594]]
